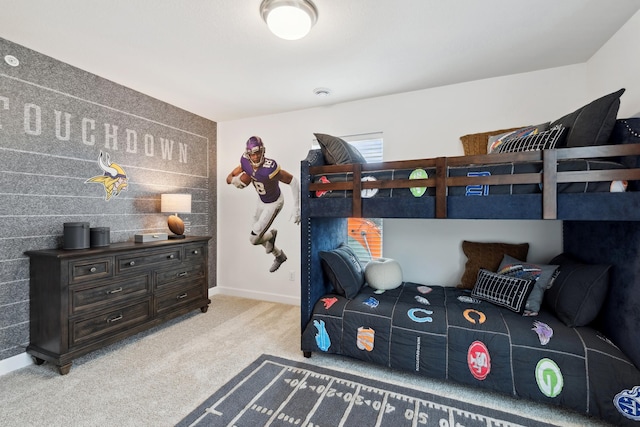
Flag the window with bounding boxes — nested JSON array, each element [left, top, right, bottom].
[[313, 132, 383, 262]]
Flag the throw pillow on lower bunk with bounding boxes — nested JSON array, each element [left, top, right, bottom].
[[319, 244, 365, 299], [543, 253, 611, 327], [471, 269, 535, 313], [458, 240, 530, 289], [497, 255, 559, 316]]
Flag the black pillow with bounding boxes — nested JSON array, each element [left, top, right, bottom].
[[471, 269, 535, 313], [550, 88, 624, 148], [319, 244, 365, 299], [315, 133, 367, 165], [543, 253, 611, 327]]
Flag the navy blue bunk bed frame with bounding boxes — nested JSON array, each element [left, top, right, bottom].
[[300, 139, 640, 373]]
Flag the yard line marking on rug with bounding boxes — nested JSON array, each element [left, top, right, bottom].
[[177, 355, 556, 427], [227, 365, 288, 426]]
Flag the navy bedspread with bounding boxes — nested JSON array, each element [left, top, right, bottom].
[[301, 282, 640, 426]]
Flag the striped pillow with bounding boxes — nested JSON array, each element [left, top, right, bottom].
[[494, 125, 566, 154], [471, 269, 535, 313]]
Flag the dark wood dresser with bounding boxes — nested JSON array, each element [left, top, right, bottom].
[[25, 236, 211, 374]]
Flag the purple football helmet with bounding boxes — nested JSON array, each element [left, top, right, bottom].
[[246, 136, 265, 167]]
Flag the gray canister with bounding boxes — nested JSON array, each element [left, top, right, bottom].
[[90, 227, 111, 248], [63, 222, 90, 250]]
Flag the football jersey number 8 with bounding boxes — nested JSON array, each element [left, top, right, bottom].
[[253, 181, 266, 195]]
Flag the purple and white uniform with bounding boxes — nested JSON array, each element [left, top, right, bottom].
[[240, 155, 281, 203], [240, 154, 284, 239]]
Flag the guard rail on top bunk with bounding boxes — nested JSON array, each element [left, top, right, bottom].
[[306, 143, 640, 220]]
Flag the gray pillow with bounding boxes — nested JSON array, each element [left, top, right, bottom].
[[497, 255, 559, 316], [315, 133, 366, 165], [543, 253, 611, 327], [319, 244, 365, 299], [550, 88, 625, 148]]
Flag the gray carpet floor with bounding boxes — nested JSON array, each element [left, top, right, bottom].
[[0, 295, 609, 426]]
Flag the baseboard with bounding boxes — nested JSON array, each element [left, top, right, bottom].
[[0, 352, 33, 377], [209, 286, 300, 306]]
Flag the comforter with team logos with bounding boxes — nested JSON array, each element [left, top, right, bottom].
[[301, 282, 640, 426]]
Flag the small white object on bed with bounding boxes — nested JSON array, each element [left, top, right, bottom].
[[365, 258, 403, 291]]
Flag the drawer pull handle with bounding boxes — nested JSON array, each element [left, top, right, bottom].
[[192, 250, 199, 255], [177, 272, 188, 278], [177, 293, 188, 300], [168, 254, 175, 259], [106, 287, 123, 294], [90, 267, 97, 273], [107, 314, 123, 323], [129, 261, 135, 266]]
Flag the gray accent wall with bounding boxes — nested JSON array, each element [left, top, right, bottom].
[[0, 38, 217, 362]]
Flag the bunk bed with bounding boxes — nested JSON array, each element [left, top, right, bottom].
[[299, 117, 640, 426]]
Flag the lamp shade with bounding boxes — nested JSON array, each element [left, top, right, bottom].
[[260, 0, 318, 40], [160, 194, 191, 214]]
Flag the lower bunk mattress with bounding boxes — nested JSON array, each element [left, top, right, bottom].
[[301, 282, 640, 426]]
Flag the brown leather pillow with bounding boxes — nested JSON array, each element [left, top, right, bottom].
[[457, 241, 530, 289]]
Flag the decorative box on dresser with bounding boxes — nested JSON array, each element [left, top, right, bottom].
[[25, 235, 211, 375]]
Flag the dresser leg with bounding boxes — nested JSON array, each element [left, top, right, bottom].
[[58, 363, 72, 375]]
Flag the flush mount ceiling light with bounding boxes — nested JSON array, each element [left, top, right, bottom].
[[260, 0, 318, 41]]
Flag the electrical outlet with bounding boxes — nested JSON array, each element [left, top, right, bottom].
[[289, 270, 295, 281]]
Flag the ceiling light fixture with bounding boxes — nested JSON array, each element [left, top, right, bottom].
[[260, 0, 318, 41]]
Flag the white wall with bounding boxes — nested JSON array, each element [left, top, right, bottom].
[[587, 9, 640, 118], [217, 9, 639, 303]]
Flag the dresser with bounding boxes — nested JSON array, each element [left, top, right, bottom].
[[25, 236, 211, 374]]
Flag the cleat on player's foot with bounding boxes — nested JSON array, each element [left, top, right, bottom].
[[269, 251, 287, 273]]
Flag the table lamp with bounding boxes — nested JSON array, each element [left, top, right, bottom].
[[160, 194, 191, 239]]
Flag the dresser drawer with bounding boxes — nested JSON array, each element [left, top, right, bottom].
[[155, 281, 206, 315], [70, 300, 152, 347], [155, 263, 206, 291], [116, 248, 182, 274], [70, 275, 152, 315], [69, 257, 113, 284], [184, 242, 207, 262]]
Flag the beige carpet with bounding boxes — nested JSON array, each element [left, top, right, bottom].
[[0, 295, 610, 427]]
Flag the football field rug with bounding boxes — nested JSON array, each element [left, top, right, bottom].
[[176, 354, 559, 427]]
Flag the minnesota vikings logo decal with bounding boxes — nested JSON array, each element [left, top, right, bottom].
[[532, 321, 553, 345], [85, 151, 128, 201]]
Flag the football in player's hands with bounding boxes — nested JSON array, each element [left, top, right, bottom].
[[239, 172, 251, 186], [231, 173, 250, 188]]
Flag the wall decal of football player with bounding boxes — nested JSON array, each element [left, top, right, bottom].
[[85, 151, 128, 201], [226, 136, 300, 273]]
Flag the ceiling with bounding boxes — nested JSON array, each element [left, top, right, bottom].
[[1, 0, 639, 122]]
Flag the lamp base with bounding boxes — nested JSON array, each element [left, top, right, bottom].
[[168, 234, 186, 239]]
